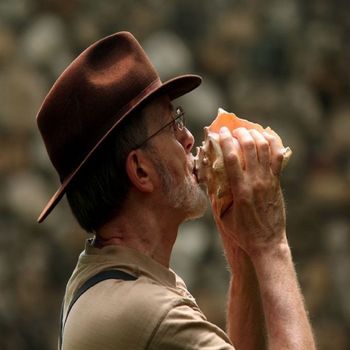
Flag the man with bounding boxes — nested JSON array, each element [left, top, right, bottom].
[[36, 32, 316, 349]]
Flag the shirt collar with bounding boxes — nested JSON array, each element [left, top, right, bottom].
[[79, 238, 177, 288]]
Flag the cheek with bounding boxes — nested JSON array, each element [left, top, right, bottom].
[[163, 157, 183, 177], [160, 155, 186, 185], [172, 147, 189, 174], [154, 137, 189, 176]]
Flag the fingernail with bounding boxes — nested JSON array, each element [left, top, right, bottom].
[[219, 126, 230, 135]]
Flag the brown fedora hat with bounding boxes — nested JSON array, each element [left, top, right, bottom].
[[36, 31, 201, 223]]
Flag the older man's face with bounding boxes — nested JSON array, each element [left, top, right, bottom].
[[143, 96, 208, 221]]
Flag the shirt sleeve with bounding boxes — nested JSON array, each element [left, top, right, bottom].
[[147, 301, 235, 350]]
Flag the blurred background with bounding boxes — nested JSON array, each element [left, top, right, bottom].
[[0, 0, 349, 348]]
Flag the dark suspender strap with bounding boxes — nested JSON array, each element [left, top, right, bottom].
[[59, 269, 137, 349]]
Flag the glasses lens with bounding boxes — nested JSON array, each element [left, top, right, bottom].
[[174, 107, 185, 130]]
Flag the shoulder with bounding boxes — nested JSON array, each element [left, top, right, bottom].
[[120, 279, 234, 349], [64, 275, 191, 349], [64, 272, 234, 350], [148, 302, 234, 350]]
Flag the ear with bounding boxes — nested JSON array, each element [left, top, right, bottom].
[[126, 150, 154, 193]]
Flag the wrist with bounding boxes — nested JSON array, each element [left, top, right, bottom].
[[249, 238, 291, 266], [222, 243, 255, 278]]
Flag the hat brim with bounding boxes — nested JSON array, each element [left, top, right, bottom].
[[37, 74, 202, 223]]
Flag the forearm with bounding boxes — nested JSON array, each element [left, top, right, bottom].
[[226, 245, 267, 350], [214, 126, 315, 349], [251, 240, 316, 350]]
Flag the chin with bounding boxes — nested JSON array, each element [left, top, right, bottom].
[[184, 205, 207, 221], [181, 178, 208, 221], [158, 160, 208, 219]]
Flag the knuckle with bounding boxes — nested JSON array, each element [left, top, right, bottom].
[[233, 127, 246, 134], [220, 132, 232, 143], [258, 140, 269, 152], [269, 134, 276, 142], [249, 129, 261, 139], [225, 151, 239, 165], [275, 151, 284, 163], [242, 140, 255, 151], [253, 179, 265, 192], [267, 132, 277, 141]]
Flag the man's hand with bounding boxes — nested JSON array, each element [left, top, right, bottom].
[[213, 126, 287, 257], [211, 126, 316, 350]]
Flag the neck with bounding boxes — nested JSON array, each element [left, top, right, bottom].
[[95, 195, 183, 268]]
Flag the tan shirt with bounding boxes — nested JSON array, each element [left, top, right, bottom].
[[61, 239, 234, 349]]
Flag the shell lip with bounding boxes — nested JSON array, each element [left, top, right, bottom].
[[192, 163, 199, 183], [193, 167, 199, 183], [189, 154, 200, 184]]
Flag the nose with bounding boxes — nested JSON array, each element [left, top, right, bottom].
[[178, 127, 195, 153]]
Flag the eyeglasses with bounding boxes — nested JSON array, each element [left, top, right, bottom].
[[136, 106, 185, 148]]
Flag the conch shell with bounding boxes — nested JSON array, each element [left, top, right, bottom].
[[194, 108, 292, 216]]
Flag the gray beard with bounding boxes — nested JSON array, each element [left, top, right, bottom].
[[147, 148, 208, 220], [166, 171, 208, 220]]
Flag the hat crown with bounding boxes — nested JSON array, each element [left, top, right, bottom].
[[37, 32, 159, 180]]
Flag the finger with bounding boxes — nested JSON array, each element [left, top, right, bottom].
[[249, 129, 270, 170], [232, 127, 258, 171], [219, 127, 244, 186], [265, 127, 283, 148], [262, 131, 284, 175]]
